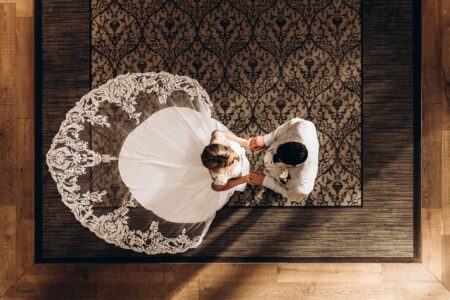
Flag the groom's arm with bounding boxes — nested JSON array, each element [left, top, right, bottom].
[[262, 175, 289, 198], [262, 117, 304, 147]]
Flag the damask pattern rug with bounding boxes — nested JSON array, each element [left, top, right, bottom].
[[91, 0, 361, 206]]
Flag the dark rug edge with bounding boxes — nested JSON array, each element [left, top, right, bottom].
[[34, 0, 421, 263]]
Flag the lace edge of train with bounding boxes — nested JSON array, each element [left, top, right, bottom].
[[45, 72, 213, 255]]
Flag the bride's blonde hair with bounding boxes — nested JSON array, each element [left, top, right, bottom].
[[201, 144, 233, 170]]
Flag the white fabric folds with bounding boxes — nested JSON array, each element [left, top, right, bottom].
[[119, 107, 237, 223]]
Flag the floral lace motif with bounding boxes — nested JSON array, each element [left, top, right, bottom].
[[46, 72, 213, 254]]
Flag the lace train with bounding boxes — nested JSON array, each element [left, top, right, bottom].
[[46, 72, 221, 254]]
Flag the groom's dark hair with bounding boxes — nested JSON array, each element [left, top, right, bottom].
[[276, 142, 308, 166]]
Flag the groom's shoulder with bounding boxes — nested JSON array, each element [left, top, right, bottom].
[[291, 117, 303, 124], [291, 117, 316, 131]]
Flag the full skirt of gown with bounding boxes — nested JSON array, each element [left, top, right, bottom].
[[118, 106, 250, 224]]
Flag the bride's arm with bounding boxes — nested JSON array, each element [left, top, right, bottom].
[[212, 175, 249, 192], [222, 131, 250, 149]]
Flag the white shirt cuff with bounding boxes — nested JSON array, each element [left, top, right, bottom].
[[263, 133, 274, 147], [262, 175, 271, 188]]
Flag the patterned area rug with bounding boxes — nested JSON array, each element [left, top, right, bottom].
[[91, 0, 361, 206]]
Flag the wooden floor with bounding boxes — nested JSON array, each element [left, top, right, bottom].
[[0, 0, 449, 298]]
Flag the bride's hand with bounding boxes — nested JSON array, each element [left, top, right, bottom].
[[243, 174, 250, 183], [248, 171, 265, 186], [243, 139, 251, 149], [249, 136, 265, 151]]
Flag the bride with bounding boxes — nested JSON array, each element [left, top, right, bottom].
[[201, 129, 250, 192], [49, 72, 254, 255]]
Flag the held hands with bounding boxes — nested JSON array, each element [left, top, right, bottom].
[[248, 136, 265, 151], [247, 171, 265, 186], [243, 136, 266, 186]]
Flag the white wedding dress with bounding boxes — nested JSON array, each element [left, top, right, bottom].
[[118, 106, 249, 224], [46, 72, 250, 255]]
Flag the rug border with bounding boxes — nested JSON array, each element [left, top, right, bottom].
[[35, 0, 421, 263], [35, 0, 43, 264]]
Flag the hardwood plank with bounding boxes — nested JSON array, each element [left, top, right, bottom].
[[0, 0, 32, 17], [302, 282, 406, 300], [382, 263, 439, 283], [440, 0, 450, 102], [106, 280, 198, 300], [0, 206, 16, 296], [171, 263, 278, 283], [0, 4, 16, 105], [444, 94, 450, 130], [442, 235, 450, 291], [15, 17, 34, 119], [442, 19, 450, 129], [199, 281, 303, 300], [444, 96, 450, 131], [14, 219, 33, 280], [24, 264, 277, 285], [4, 282, 199, 300], [406, 282, 450, 300], [277, 264, 383, 283], [20, 263, 272, 297], [14, 0, 32, 18], [14, 118, 33, 220], [442, 131, 450, 235], [422, 0, 447, 104], [422, 103, 442, 208], [28, 263, 166, 276], [2, 264, 449, 299], [3, 267, 199, 299], [440, 0, 450, 27], [421, 208, 443, 281], [0, 4, 18, 208], [441, 27, 450, 84], [437, 0, 450, 130], [1, 280, 99, 299], [0, 105, 17, 206]]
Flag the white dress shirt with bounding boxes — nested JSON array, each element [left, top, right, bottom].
[[261, 117, 319, 202]]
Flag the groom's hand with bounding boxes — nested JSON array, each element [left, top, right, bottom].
[[249, 171, 265, 186], [249, 136, 265, 151]]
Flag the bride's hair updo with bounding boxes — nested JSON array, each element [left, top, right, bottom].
[[201, 143, 233, 170]]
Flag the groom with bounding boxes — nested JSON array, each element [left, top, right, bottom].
[[247, 117, 319, 202]]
